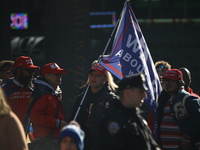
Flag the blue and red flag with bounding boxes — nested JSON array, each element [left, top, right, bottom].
[[99, 1, 162, 139]]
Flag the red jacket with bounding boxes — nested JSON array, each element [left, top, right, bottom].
[[30, 79, 66, 138]]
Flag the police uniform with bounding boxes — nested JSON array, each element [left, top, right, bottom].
[[99, 73, 160, 150]]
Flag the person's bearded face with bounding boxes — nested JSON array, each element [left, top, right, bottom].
[[18, 70, 34, 87]]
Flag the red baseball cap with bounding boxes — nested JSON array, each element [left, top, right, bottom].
[[88, 63, 107, 76], [13, 56, 40, 70], [163, 69, 183, 80], [42, 62, 66, 76]]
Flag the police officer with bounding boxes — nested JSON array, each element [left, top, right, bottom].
[[99, 73, 160, 150]]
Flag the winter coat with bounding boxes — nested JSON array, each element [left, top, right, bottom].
[[169, 89, 200, 149], [69, 82, 119, 150], [30, 79, 66, 139], [99, 101, 160, 150]]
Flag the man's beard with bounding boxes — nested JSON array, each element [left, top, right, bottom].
[[19, 72, 33, 87]]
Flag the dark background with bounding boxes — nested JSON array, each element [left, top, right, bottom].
[[0, 0, 200, 120]]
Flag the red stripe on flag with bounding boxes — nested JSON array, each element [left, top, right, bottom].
[[105, 63, 124, 78]]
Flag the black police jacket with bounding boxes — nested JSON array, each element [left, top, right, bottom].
[[99, 101, 160, 150]]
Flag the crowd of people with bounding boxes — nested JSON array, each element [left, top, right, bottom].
[[0, 56, 200, 150]]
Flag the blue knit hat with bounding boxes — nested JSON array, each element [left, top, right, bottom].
[[58, 124, 85, 150]]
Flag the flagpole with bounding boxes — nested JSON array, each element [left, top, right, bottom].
[[73, 0, 129, 121], [99, 0, 129, 62], [73, 10, 122, 120], [73, 84, 90, 120]]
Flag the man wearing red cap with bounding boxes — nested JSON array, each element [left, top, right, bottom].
[[158, 69, 200, 150], [69, 63, 119, 150], [2, 56, 40, 126], [28, 62, 67, 150]]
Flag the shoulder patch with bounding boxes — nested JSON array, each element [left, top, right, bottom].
[[107, 121, 120, 136]]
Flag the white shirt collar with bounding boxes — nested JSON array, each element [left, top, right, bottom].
[[13, 78, 24, 87]]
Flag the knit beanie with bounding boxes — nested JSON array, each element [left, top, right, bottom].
[[58, 124, 85, 150]]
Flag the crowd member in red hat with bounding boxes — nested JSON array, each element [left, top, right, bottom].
[[28, 62, 67, 150], [1, 56, 40, 126], [158, 69, 200, 150], [69, 62, 119, 150]]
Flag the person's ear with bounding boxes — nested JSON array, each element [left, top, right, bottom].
[[44, 74, 50, 80]]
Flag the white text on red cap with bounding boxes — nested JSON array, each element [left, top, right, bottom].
[[26, 59, 33, 65], [50, 63, 59, 69]]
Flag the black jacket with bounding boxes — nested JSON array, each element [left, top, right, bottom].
[[99, 101, 160, 150], [69, 82, 119, 150]]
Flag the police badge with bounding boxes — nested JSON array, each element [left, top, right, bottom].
[[107, 121, 120, 136]]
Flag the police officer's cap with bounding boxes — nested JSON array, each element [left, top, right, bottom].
[[117, 73, 148, 91]]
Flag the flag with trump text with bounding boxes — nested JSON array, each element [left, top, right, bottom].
[[99, 1, 162, 139]]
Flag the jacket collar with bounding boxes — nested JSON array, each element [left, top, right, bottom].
[[34, 79, 59, 96]]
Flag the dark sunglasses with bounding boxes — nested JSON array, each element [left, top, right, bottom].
[[156, 65, 166, 72], [156, 65, 166, 70]]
